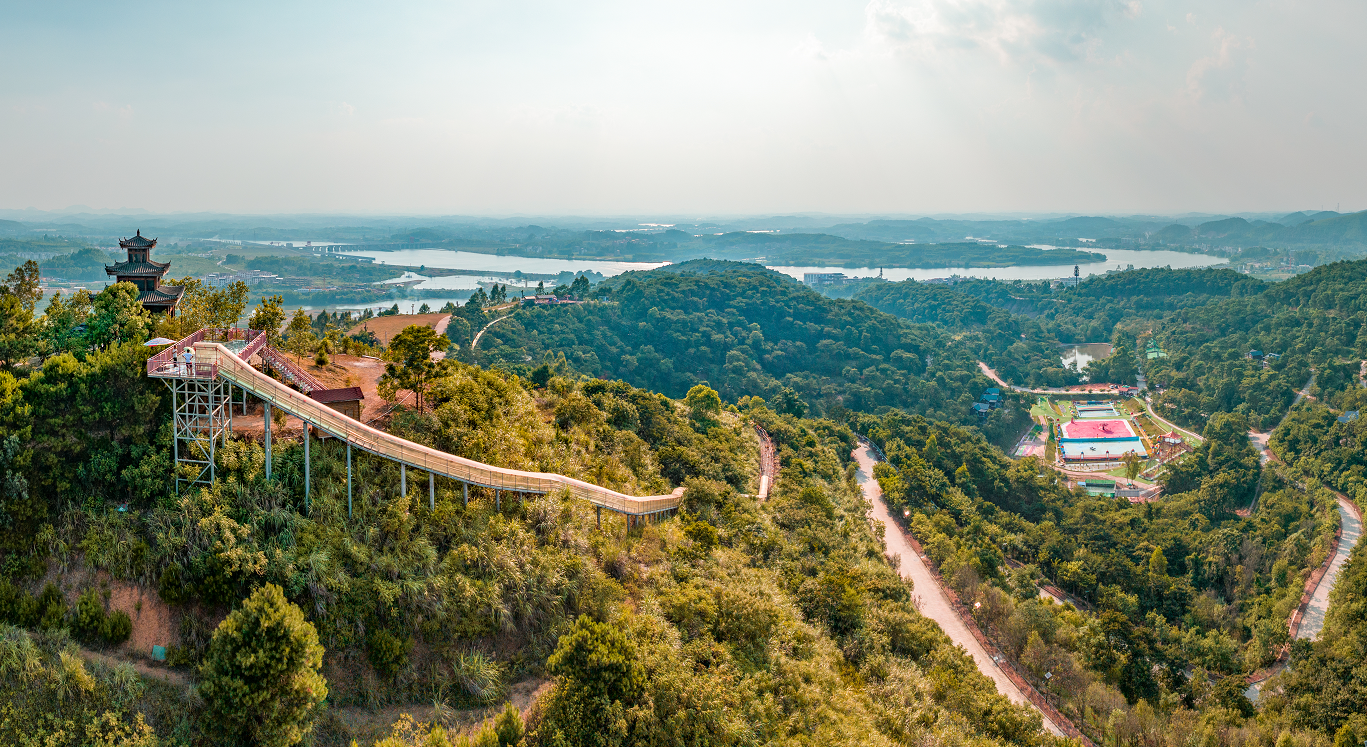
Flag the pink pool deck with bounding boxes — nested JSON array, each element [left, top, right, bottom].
[[1060, 419, 1137, 440]]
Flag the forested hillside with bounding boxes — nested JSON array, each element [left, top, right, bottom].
[[2, 243, 1367, 746], [478, 261, 1030, 447], [856, 410, 1344, 745], [1147, 260, 1367, 430], [0, 276, 1053, 745]]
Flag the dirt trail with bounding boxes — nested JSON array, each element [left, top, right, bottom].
[[852, 445, 1066, 737]]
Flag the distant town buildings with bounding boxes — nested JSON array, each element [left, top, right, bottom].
[[521, 295, 582, 306], [203, 269, 284, 287], [803, 272, 851, 288]]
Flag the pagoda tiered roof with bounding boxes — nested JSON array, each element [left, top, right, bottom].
[[106, 258, 172, 277], [119, 230, 157, 249], [139, 286, 185, 306]]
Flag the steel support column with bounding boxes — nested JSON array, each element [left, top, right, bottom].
[[303, 425, 310, 514], [347, 441, 353, 518], [401, 464, 406, 497], [429, 472, 434, 511], [264, 403, 272, 481], [463, 482, 469, 508]]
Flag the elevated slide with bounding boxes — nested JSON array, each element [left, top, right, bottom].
[[151, 330, 682, 517]]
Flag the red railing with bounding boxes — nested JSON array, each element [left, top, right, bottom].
[[259, 345, 325, 393], [146, 328, 265, 380]]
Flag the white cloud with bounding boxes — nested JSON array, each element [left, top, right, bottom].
[[863, 0, 1138, 65], [1185, 27, 1254, 103]]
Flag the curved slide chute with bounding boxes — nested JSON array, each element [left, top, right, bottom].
[[151, 330, 682, 516]]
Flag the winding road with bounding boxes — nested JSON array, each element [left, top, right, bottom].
[[1298, 495, 1363, 640], [853, 445, 1066, 737], [472, 314, 513, 350]]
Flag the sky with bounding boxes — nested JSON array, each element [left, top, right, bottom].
[[2, 0, 1364, 216]]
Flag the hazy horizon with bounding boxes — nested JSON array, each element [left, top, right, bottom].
[[5, 1, 1364, 216]]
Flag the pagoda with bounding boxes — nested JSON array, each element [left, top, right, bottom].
[[105, 230, 184, 315]]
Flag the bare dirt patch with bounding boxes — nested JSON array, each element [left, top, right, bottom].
[[109, 580, 179, 657], [231, 353, 394, 430], [347, 313, 450, 347]]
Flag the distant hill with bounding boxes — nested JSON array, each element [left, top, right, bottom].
[[1153, 224, 1194, 242], [1282, 210, 1367, 244], [1044, 216, 1126, 234], [1195, 217, 1256, 238]]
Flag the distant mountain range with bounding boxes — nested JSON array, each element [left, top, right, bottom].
[[2, 208, 1364, 254]]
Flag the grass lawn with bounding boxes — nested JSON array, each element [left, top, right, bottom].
[[1030, 398, 1057, 421], [1103, 466, 1156, 485]]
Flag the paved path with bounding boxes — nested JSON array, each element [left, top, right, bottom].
[[1298, 495, 1363, 640], [472, 314, 513, 350], [1143, 400, 1203, 442], [430, 314, 453, 360], [978, 361, 1128, 397], [853, 445, 1065, 737]]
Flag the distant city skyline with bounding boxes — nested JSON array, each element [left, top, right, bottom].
[[3, 1, 1363, 215]]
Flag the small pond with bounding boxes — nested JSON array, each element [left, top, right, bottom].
[[1061, 343, 1114, 370]]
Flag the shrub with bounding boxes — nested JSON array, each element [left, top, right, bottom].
[[35, 583, 66, 630], [199, 583, 327, 747], [0, 579, 37, 625], [493, 701, 524, 747], [103, 609, 132, 643], [72, 589, 106, 643], [366, 628, 412, 679]]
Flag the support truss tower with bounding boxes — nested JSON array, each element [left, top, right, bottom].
[[169, 375, 233, 494]]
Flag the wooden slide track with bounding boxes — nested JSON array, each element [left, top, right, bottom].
[[148, 328, 682, 518]]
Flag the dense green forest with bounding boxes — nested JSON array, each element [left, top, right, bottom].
[[856, 410, 1344, 745], [476, 261, 1031, 449], [1, 236, 1366, 745], [1145, 261, 1367, 430], [0, 310, 1054, 744]]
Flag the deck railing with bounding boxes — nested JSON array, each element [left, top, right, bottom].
[[147, 328, 265, 379], [206, 340, 681, 515]]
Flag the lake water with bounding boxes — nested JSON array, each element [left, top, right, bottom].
[[768, 248, 1225, 283], [338, 246, 1221, 286], [1061, 343, 1114, 369], [338, 248, 668, 279]]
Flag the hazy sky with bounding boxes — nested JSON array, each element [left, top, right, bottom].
[[3, 1, 1363, 215]]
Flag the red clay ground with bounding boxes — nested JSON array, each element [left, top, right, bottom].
[[231, 353, 393, 434], [1060, 419, 1137, 439], [347, 313, 450, 347]]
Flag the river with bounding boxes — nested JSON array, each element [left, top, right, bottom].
[[769, 248, 1225, 283], [338, 246, 1224, 288]]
